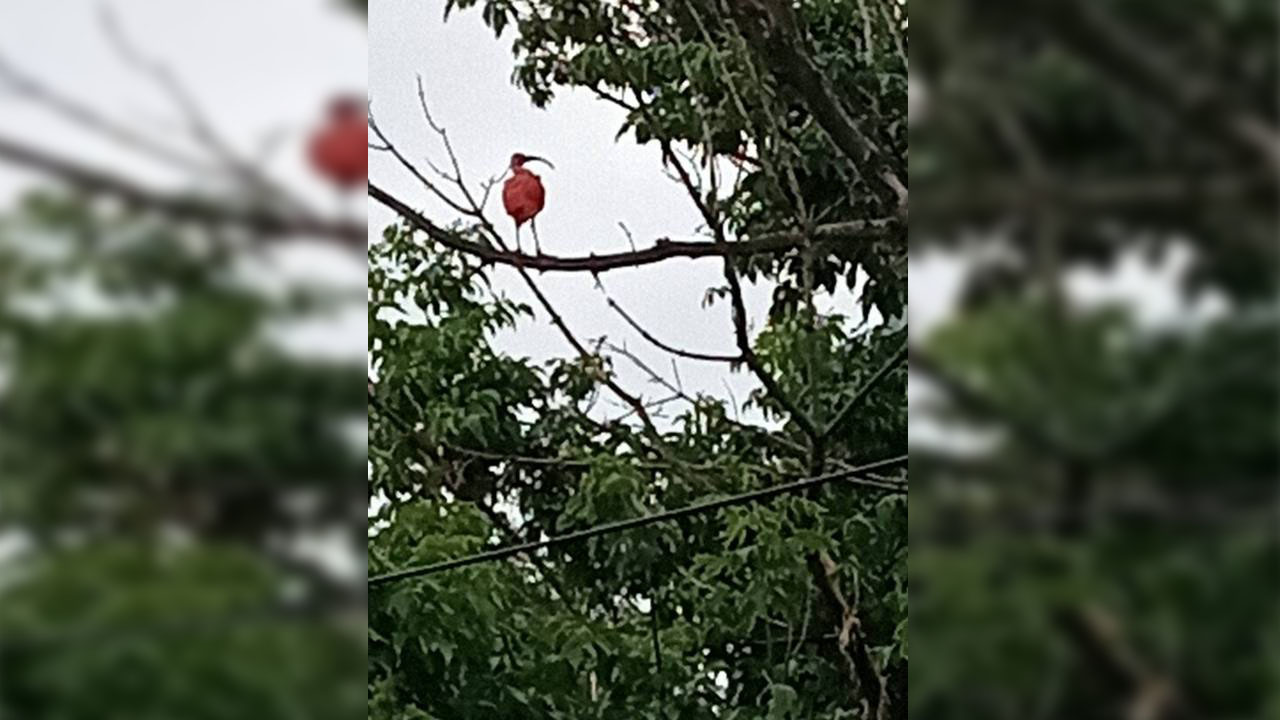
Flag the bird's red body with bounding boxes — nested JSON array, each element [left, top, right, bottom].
[[308, 97, 367, 190], [502, 167, 545, 226], [501, 153, 553, 254]]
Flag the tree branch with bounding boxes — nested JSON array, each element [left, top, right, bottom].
[[505, 254, 667, 440], [1031, 0, 1280, 171], [603, 292, 741, 363], [724, 0, 907, 213], [369, 183, 892, 273], [719, 254, 821, 442], [807, 550, 889, 719], [0, 134, 364, 246], [368, 109, 478, 219]]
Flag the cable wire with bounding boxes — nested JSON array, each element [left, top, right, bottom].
[[368, 453, 907, 587]]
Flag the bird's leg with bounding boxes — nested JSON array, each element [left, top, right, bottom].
[[514, 223, 522, 254], [532, 219, 542, 256]]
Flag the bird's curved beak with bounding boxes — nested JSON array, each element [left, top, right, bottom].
[[523, 155, 555, 170]]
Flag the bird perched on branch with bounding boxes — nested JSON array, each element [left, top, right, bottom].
[[308, 96, 367, 191], [502, 152, 553, 255]]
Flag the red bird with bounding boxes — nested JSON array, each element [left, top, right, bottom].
[[308, 96, 367, 191], [502, 152, 554, 255]]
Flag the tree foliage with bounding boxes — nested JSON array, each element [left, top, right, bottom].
[[369, 0, 907, 717], [445, 0, 906, 318], [369, 228, 906, 718], [0, 196, 366, 719]]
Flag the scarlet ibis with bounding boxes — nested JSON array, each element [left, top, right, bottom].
[[308, 96, 367, 191], [502, 152, 554, 255]]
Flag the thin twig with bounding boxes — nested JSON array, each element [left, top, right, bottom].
[[99, 5, 314, 215], [368, 107, 477, 217], [601, 287, 741, 363], [0, 49, 211, 175], [820, 342, 907, 442]]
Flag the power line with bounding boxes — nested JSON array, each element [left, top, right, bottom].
[[368, 454, 907, 587]]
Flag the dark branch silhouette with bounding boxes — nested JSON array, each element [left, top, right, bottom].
[[603, 293, 741, 363], [0, 15, 358, 249], [369, 182, 893, 273], [0, 134, 363, 245]]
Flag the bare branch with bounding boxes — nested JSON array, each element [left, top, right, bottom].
[[606, 342, 701, 408], [369, 183, 892, 273], [0, 50, 210, 175], [98, 5, 314, 214], [367, 107, 477, 218], [601, 289, 741, 363], [415, 74, 478, 191]]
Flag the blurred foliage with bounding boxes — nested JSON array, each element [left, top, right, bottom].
[[0, 543, 363, 720], [0, 193, 366, 718], [912, 0, 1277, 297], [911, 1, 1279, 718]]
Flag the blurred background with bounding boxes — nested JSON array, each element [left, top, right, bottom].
[[3, 0, 1277, 717], [0, 2, 367, 718], [910, 1, 1278, 718]]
